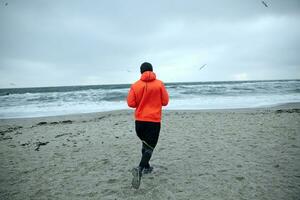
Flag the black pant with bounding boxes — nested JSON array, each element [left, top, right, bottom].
[[135, 120, 161, 170]]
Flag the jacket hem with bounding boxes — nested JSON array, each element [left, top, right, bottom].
[[135, 117, 161, 123]]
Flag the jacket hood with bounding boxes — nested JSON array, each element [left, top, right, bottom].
[[140, 71, 156, 82]]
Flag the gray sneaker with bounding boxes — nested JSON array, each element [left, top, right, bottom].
[[131, 167, 142, 189]]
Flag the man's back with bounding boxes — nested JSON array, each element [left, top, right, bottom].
[[127, 71, 169, 122]]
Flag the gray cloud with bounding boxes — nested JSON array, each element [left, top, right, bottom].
[[0, 0, 300, 87]]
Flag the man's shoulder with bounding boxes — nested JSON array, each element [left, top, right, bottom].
[[132, 79, 142, 86], [131, 79, 164, 88], [155, 79, 164, 84], [131, 80, 144, 90], [153, 79, 165, 86]]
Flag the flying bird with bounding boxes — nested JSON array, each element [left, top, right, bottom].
[[261, 1, 268, 7], [199, 64, 207, 70]]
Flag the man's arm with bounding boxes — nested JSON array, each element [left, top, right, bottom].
[[161, 83, 169, 106], [127, 86, 137, 108]]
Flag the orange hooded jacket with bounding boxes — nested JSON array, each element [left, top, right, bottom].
[[127, 71, 169, 122]]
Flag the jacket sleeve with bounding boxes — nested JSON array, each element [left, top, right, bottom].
[[127, 86, 137, 108], [161, 82, 169, 106]]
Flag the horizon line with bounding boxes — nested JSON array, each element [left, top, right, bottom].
[[0, 78, 299, 90]]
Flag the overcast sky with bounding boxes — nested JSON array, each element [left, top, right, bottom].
[[0, 0, 300, 88]]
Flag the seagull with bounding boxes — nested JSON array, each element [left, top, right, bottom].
[[261, 1, 268, 7], [199, 64, 207, 70]]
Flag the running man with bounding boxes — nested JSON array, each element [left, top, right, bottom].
[[127, 62, 169, 189]]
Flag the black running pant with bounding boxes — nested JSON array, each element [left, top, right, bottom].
[[135, 120, 161, 170]]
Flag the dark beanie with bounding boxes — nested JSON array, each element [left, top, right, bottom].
[[140, 62, 153, 74]]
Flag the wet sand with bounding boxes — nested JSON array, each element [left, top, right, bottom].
[[0, 104, 300, 199]]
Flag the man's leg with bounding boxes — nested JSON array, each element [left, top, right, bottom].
[[138, 122, 160, 171], [132, 121, 146, 189], [139, 142, 154, 170], [141, 143, 151, 169], [132, 121, 160, 188]]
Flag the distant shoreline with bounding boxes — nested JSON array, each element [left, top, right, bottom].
[[1, 102, 299, 121]]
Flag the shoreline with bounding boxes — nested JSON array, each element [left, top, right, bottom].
[[1, 102, 300, 122]]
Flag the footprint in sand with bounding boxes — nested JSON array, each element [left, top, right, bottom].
[[100, 158, 110, 165], [55, 132, 72, 138], [101, 188, 115, 196], [107, 178, 118, 184], [235, 176, 245, 181], [72, 148, 81, 152], [1, 136, 12, 141], [0, 126, 23, 136], [20, 142, 30, 146]]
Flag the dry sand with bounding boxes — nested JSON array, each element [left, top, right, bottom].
[[0, 104, 300, 200]]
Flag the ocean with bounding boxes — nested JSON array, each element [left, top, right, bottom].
[[0, 80, 299, 119]]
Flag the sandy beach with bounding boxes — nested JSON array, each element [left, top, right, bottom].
[[0, 104, 300, 200]]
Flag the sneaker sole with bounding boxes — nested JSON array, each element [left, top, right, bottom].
[[131, 169, 141, 189]]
